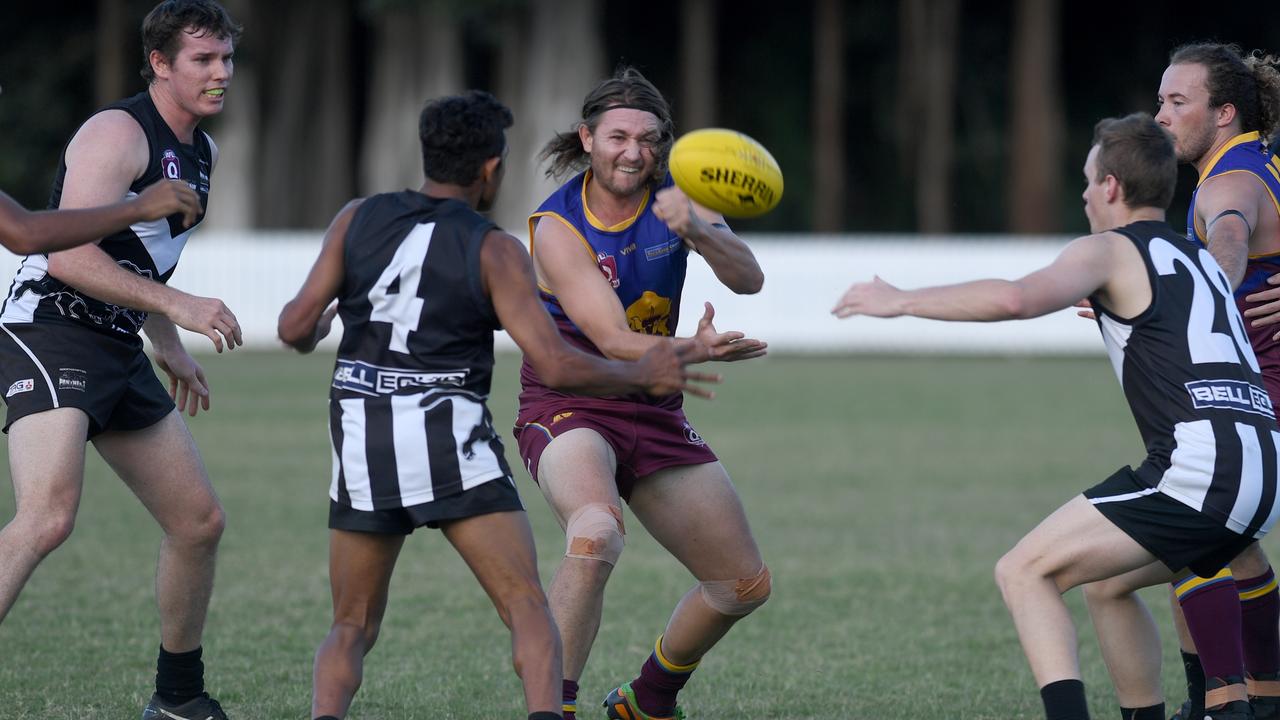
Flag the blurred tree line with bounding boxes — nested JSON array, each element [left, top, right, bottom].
[[0, 0, 1276, 235]]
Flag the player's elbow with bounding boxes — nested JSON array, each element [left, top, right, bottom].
[[1000, 286, 1033, 320], [730, 270, 764, 295], [276, 307, 314, 352]]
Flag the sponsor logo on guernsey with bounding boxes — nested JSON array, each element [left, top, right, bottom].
[[1185, 379, 1275, 418], [161, 149, 181, 180], [596, 252, 620, 288], [552, 412, 574, 424], [6, 379, 33, 397], [644, 239, 684, 261], [619, 242, 638, 255], [683, 422, 706, 446], [58, 368, 87, 392], [332, 358, 468, 396]]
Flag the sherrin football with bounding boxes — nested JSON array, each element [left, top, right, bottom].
[[669, 128, 784, 218]]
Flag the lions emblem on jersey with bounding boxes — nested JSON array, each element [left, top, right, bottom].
[[626, 291, 672, 336]]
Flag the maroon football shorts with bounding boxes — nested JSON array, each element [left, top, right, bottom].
[[514, 396, 718, 501]]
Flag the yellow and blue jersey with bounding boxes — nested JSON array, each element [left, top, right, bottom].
[[1189, 131, 1280, 403], [527, 170, 688, 348]]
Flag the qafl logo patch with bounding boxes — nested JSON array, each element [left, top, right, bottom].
[[161, 149, 181, 179], [596, 252, 620, 288]]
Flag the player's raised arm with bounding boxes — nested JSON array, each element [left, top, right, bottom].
[[485, 228, 717, 398], [652, 185, 764, 294], [833, 233, 1122, 321], [278, 199, 362, 353], [0, 181, 200, 255]]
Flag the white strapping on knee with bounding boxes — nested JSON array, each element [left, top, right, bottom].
[[564, 503, 625, 565], [699, 564, 771, 616]]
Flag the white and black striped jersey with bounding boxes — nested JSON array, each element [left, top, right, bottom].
[[329, 192, 512, 510], [1092, 220, 1280, 538], [0, 91, 211, 336]]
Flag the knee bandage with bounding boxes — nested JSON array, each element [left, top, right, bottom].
[[564, 503, 625, 566], [699, 564, 771, 616]]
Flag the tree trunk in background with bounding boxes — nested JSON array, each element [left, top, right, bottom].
[[917, 0, 959, 234], [254, 1, 354, 228], [492, 0, 603, 237], [1008, 0, 1063, 233], [95, 0, 127, 107], [679, 0, 715, 132], [359, 0, 463, 197], [812, 0, 845, 232], [896, 0, 925, 179]]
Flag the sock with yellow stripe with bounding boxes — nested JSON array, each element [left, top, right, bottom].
[[1174, 570, 1245, 684], [1238, 567, 1280, 678], [630, 635, 699, 717], [562, 679, 578, 720]]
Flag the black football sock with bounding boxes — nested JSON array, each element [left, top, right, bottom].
[[1040, 678, 1089, 720], [155, 644, 205, 705]]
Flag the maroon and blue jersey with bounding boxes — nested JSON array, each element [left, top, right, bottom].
[[1189, 131, 1280, 402], [521, 170, 687, 409]]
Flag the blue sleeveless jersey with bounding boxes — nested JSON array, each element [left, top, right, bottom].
[[521, 170, 687, 407], [1189, 131, 1280, 403]]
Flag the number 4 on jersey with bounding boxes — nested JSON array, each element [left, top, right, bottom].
[[369, 222, 433, 354]]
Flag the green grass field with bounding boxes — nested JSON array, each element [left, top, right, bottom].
[[0, 351, 1275, 719]]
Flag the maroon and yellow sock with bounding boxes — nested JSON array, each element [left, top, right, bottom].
[[1237, 567, 1280, 679], [1174, 570, 1245, 683], [562, 678, 578, 720], [630, 635, 699, 717]]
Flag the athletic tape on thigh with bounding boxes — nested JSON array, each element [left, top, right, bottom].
[[699, 564, 771, 616], [565, 503, 624, 565]]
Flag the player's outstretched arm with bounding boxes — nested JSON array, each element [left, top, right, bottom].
[[484, 229, 718, 398], [0, 181, 200, 255], [278, 199, 361, 353], [652, 185, 764, 294], [833, 234, 1117, 321], [534, 214, 763, 363]]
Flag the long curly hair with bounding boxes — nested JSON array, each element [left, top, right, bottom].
[[539, 66, 675, 183], [1171, 42, 1280, 143]]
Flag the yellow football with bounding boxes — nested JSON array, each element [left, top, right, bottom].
[[668, 128, 784, 218]]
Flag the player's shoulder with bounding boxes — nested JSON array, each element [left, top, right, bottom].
[[64, 109, 149, 176], [70, 108, 147, 148]]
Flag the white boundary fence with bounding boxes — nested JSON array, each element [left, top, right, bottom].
[[0, 233, 1106, 355]]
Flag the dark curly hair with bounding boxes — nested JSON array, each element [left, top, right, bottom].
[[539, 66, 674, 183], [418, 91, 514, 185], [1170, 42, 1280, 143], [140, 0, 242, 83]]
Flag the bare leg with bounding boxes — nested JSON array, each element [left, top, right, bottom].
[[536, 428, 622, 681], [994, 495, 1163, 687], [1083, 562, 1178, 708], [443, 509, 561, 714], [94, 410, 225, 653], [0, 409, 88, 624], [627, 462, 767, 665], [311, 529, 404, 719]]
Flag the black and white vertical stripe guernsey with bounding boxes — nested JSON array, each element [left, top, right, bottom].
[[0, 91, 211, 336], [328, 192, 513, 510], [1092, 220, 1280, 538]]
